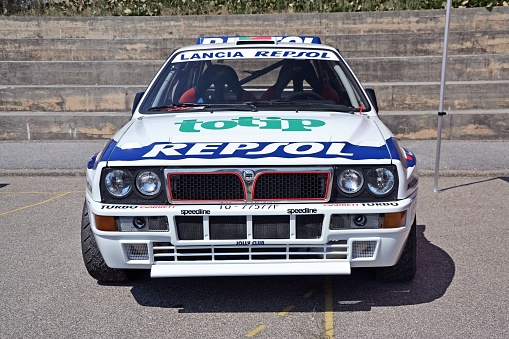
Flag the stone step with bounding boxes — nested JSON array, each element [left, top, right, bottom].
[[365, 80, 509, 111], [0, 85, 143, 112], [1, 110, 507, 141], [1, 30, 508, 61], [0, 60, 162, 85], [333, 30, 509, 58], [0, 38, 190, 61], [1, 81, 508, 112], [2, 54, 508, 85], [1, 7, 507, 39], [349, 54, 509, 83]]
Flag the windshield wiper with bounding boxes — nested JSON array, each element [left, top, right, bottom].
[[147, 102, 257, 112], [300, 102, 359, 113], [247, 100, 358, 113], [209, 103, 258, 112], [146, 103, 207, 111]]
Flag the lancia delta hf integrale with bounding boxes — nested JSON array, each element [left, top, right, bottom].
[[82, 36, 418, 282]]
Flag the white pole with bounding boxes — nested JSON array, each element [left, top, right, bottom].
[[433, 0, 453, 193]]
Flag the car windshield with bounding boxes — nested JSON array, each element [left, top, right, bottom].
[[140, 46, 370, 113]]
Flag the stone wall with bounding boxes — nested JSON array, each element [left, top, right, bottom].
[[1, 7, 508, 139]]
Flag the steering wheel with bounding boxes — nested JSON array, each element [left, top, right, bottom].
[[286, 91, 324, 101]]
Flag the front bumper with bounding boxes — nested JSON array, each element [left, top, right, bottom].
[[87, 190, 417, 277]]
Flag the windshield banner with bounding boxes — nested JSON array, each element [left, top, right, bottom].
[[174, 49, 339, 63]]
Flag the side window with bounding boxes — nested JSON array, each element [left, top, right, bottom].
[[332, 63, 364, 108], [142, 61, 205, 109]]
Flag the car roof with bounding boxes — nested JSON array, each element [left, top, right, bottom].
[[174, 36, 339, 54]]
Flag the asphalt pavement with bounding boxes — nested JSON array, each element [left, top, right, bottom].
[[0, 139, 508, 177], [1, 175, 508, 338]]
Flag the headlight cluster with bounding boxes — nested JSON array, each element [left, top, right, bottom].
[[102, 168, 165, 203], [338, 169, 364, 194], [136, 171, 162, 196], [335, 166, 397, 200], [367, 167, 395, 196], [105, 169, 133, 197]]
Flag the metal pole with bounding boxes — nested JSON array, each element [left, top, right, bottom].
[[433, 0, 452, 193]]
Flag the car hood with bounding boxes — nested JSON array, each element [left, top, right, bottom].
[[106, 112, 395, 166]]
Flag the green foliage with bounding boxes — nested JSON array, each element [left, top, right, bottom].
[[1, 0, 507, 16]]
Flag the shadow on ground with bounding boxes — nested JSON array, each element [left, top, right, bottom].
[[439, 177, 508, 192], [127, 223, 454, 313]]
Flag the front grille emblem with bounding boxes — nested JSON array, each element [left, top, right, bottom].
[[242, 170, 255, 183]]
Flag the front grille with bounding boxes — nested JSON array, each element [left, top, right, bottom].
[[174, 215, 323, 241], [253, 215, 290, 239], [253, 172, 329, 200], [210, 216, 247, 240], [166, 168, 332, 203], [296, 214, 324, 239], [175, 216, 203, 240], [169, 172, 245, 201], [152, 241, 348, 262]]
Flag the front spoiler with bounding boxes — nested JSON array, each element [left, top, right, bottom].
[[150, 261, 351, 278]]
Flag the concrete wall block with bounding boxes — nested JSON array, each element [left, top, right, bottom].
[[2, 31, 508, 61], [364, 82, 509, 111], [0, 61, 162, 85], [0, 86, 144, 112], [1, 7, 508, 39], [349, 54, 509, 83], [0, 38, 191, 61], [380, 112, 509, 140], [0, 113, 131, 140], [334, 31, 509, 58]]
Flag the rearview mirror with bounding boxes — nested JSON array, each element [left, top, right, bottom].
[[365, 88, 379, 114], [132, 92, 145, 115]]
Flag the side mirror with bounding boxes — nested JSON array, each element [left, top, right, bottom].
[[132, 92, 145, 115], [365, 88, 379, 114]]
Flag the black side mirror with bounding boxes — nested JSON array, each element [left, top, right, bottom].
[[365, 88, 379, 114], [132, 92, 145, 115]]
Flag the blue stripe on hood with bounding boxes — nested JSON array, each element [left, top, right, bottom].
[[106, 140, 393, 161]]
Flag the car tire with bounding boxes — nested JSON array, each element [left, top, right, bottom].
[[81, 201, 132, 282], [375, 217, 417, 282]]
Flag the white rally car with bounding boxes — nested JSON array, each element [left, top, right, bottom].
[[82, 36, 418, 282]]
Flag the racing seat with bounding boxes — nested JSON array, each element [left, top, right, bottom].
[[260, 60, 340, 103], [179, 64, 256, 103]]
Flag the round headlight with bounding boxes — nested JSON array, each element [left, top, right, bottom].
[[338, 169, 364, 194], [367, 168, 395, 196], [136, 171, 162, 196], [105, 170, 133, 197]]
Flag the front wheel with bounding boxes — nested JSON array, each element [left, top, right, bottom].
[[81, 201, 132, 282], [375, 217, 417, 282]]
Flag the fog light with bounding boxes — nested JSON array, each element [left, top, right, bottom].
[[353, 215, 367, 227], [330, 214, 382, 229], [133, 217, 147, 229], [117, 216, 168, 232]]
